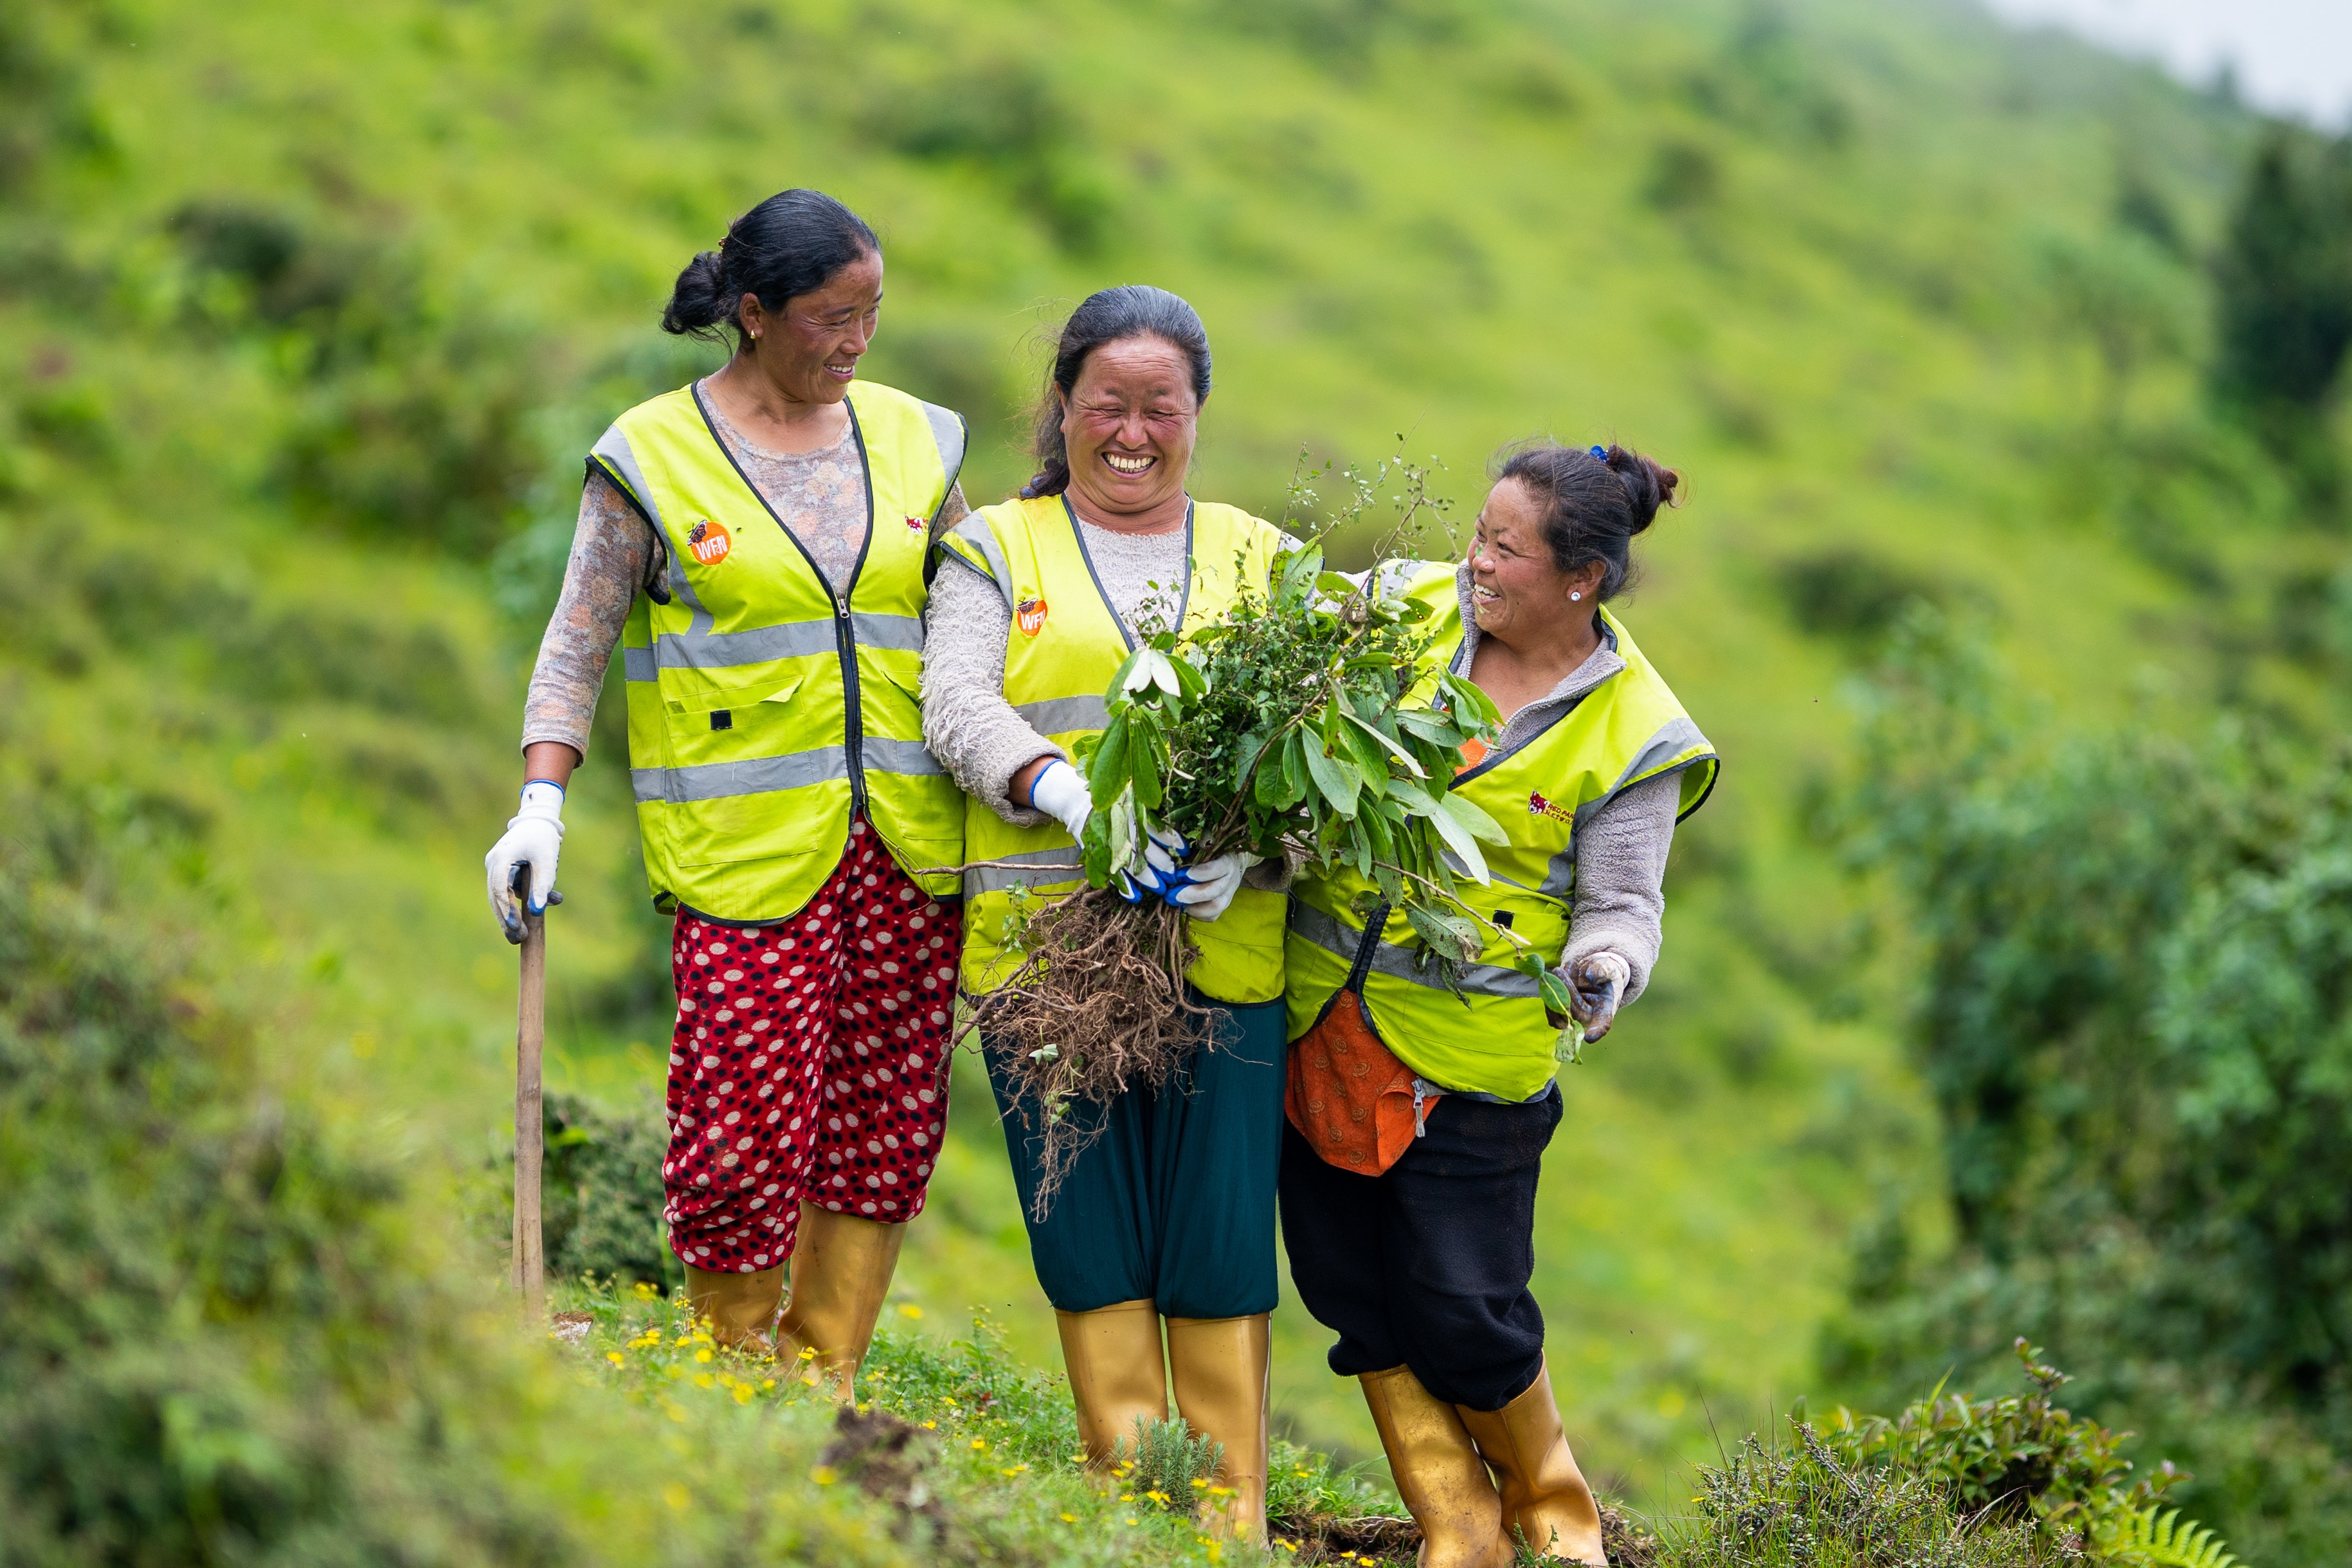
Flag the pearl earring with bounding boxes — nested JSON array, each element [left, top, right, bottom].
[[1570, 591, 1582, 601]]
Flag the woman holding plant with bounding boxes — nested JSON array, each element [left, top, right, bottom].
[[921, 284, 1290, 1542], [483, 190, 971, 1398], [1280, 444, 1716, 1567]]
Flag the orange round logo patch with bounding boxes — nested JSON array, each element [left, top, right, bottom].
[[1015, 597, 1049, 636], [686, 519, 732, 566]]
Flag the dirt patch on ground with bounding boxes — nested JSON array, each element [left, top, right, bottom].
[[1271, 1502, 1659, 1565]]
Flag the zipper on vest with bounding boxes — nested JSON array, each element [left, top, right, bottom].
[[833, 590, 865, 818]]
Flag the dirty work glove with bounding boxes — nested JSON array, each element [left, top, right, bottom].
[[1026, 759, 1093, 842], [485, 780, 565, 943], [1563, 951, 1631, 1043]]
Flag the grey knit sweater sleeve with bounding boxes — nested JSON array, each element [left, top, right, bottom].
[[1560, 770, 1681, 1005]]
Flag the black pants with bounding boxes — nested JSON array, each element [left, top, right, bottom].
[[1278, 1083, 1562, 1412]]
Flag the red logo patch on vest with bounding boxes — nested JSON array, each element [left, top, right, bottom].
[[1015, 597, 1049, 637], [1528, 789, 1575, 825], [685, 519, 732, 566], [905, 514, 927, 534]]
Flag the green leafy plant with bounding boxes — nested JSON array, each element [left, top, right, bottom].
[[1113, 1416, 1224, 1522], [1814, 1340, 2215, 1560]]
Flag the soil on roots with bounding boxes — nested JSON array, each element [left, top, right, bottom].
[[967, 888, 1215, 1219]]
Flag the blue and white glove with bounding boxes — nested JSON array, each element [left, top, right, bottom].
[[485, 780, 565, 943], [1030, 759, 1153, 903], [1139, 827, 1256, 923], [1026, 759, 1093, 842]]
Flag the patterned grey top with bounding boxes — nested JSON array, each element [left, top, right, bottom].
[[520, 381, 968, 761]]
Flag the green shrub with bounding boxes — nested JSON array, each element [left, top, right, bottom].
[[1664, 1423, 2043, 1568], [543, 1089, 673, 1288], [1815, 1341, 2190, 1547]]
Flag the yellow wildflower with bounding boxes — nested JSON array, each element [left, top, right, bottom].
[[812, 1466, 838, 1486], [606, 1351, 624, 1365], [662, 1483, 689, 1511]]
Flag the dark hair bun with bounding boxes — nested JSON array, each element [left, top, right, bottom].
[[660, 190, 878, 346], [1600, 444, 1681, 533], [1492, 439, 1681, 601], [660, 250, 728, 336]]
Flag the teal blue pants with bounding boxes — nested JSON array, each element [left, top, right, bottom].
[[985, 991, 1286, 1319]]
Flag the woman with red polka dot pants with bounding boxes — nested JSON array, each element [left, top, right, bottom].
[[480, 188, 975, 1401], [661, 818, 961, 1394]]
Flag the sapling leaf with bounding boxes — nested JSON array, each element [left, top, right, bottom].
[[1082, 808, 1113, 887], [1282, 730, 1312, 806], [1305, 711, 1362, 817], [1539, 969, 1578, 1022], [1089, 713, 1131, 805], [1404, 902, 1481, 964], [1394, 707, 1468, 747], [1424, 798, 1493, 885], [1344, 710, 1427, 777], [1107, 786, 1137, 879], [1437, 789, 1510, 846], [1133, 732, 1164, 809]]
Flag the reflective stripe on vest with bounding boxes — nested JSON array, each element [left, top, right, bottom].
[[937, 494, 1290, 1004], [599, 379, 967, 924], [1285, 594, 1716, 1101]]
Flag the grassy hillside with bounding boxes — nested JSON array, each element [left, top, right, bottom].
[[5, 0, 2333, 1528]]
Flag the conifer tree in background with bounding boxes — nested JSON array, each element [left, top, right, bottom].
[[2211, 127, 2352, 491]]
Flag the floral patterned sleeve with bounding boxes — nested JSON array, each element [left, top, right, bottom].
[[520, 469, 655, 760]]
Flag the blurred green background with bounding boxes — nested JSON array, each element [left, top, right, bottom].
[[5, 0, 2351, 1560]]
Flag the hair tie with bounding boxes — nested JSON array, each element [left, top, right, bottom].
[[1589, 444, 1607, 459]]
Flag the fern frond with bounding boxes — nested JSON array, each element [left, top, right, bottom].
[[2099, 1503, 2239, 1568]]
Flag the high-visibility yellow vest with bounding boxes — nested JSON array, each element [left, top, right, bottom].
[[936, 494, 1290, 1004], [593, 379, 967, 924], [1286, 585, 1716, 1101]]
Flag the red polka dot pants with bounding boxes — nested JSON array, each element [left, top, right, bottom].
[[662, 818, 961, 1274]]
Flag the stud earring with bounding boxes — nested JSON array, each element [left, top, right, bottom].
[[1570, 591, 1582, 601]]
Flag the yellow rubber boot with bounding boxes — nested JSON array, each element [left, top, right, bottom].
[[1166, 1313, 1272, 1543], [1054, 1299, 1169, 1470], [1359, 1364, 1513, 1568], [682, 1263, 784, 1355], [1456, 1361, 1607, 1564], [775, 1204, 907, 1402]]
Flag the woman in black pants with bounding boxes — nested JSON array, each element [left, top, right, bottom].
[[1279, 442, 1715, 1566]]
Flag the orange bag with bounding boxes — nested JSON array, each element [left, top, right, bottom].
[[1285, 989, 1441, 1176]]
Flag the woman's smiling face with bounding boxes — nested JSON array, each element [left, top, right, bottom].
[[1058, 334, 1200, 520], [1468, 477, 1601, 645], [741, 248, 883, 406]]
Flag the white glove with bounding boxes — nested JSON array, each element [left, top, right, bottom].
[[486, 781, 566, 943], [1141, 828, 1257, 922], [1027, 759, 1094, 842], [1563, 951, 1631, 1042]]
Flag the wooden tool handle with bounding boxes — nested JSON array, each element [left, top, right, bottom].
[[513, 906, 547, 1319]]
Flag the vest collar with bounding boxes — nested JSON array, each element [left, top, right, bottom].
[[1061, 492, 1194, 649]]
